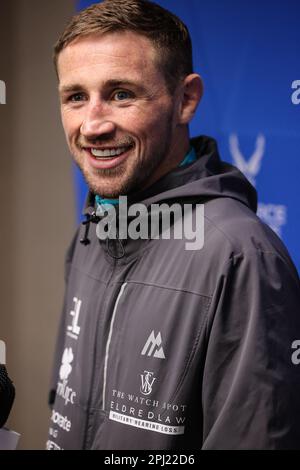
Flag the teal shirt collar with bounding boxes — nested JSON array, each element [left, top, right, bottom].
[[179, 146, 197, 167]]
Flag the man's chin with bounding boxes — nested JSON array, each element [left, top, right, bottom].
[[78, 161, 146, 198], [88, 183, 124, 199], [83, 174, 131, 199]]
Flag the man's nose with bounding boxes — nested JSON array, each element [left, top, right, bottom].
[[80, 102, 116, 138]]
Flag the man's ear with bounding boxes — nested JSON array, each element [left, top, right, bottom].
[[177, 74, 203, 125]]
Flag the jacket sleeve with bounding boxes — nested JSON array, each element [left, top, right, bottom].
[[201, 249, 300, 449], [48, 228, 80, 407]]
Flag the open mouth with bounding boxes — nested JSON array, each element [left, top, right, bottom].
[[84, 144, 135, 170], [90, 146, 132, 160]]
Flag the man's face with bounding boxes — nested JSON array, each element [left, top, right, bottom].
[[58, 31, 184, 198]]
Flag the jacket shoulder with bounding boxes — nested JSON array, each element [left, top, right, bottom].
[[204, 198, 293, 264]]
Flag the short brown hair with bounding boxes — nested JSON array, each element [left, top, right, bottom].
[[54, 0, 193, 93]]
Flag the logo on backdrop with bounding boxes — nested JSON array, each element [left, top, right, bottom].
[[229, 133, 287, 237], [229, 133, 265, 186]]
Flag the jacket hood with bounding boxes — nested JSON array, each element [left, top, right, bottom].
[[84, 135, 257, 215], [130, 135, 257, 212]]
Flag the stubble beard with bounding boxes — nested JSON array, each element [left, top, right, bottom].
[[74, 123, 174, 199], [76, 144, 169, 198]]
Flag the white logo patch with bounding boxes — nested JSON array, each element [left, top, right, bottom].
[[59, 347, 74, 381], [67, 297, 82, 340], [140, 371, 156, 396], [141, 331, 165, 359]]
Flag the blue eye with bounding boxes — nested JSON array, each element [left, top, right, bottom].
[[69, 93, 85, 102], [114, 90, 131, 101]]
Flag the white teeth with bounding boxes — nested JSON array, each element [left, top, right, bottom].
[[91, 147, 127, 158]]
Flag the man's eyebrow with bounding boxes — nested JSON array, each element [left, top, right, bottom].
[[104, 79, 146, 92], [59, 84, 83, 94], [58, 79, 147, 96], [59, 80, 146, 93]]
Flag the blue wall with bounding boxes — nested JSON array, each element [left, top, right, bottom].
[[76, 0, 300, 272]]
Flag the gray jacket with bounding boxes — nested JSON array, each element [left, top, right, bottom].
[[48, 136, 300, 450]]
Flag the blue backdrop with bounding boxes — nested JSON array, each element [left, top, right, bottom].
[[76, 0, 300, 272]]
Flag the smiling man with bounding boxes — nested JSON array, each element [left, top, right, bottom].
[[57, 19, 201, 198], [48, 0, 300, 450]]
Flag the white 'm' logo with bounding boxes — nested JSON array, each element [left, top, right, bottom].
[[59, 347, 74, 381], [229, 133, 265, 187], [141, 331, 165, 359], [140, 371, 156, 395]]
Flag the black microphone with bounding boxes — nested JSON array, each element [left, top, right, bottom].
[[0, 364, 15, 428]]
